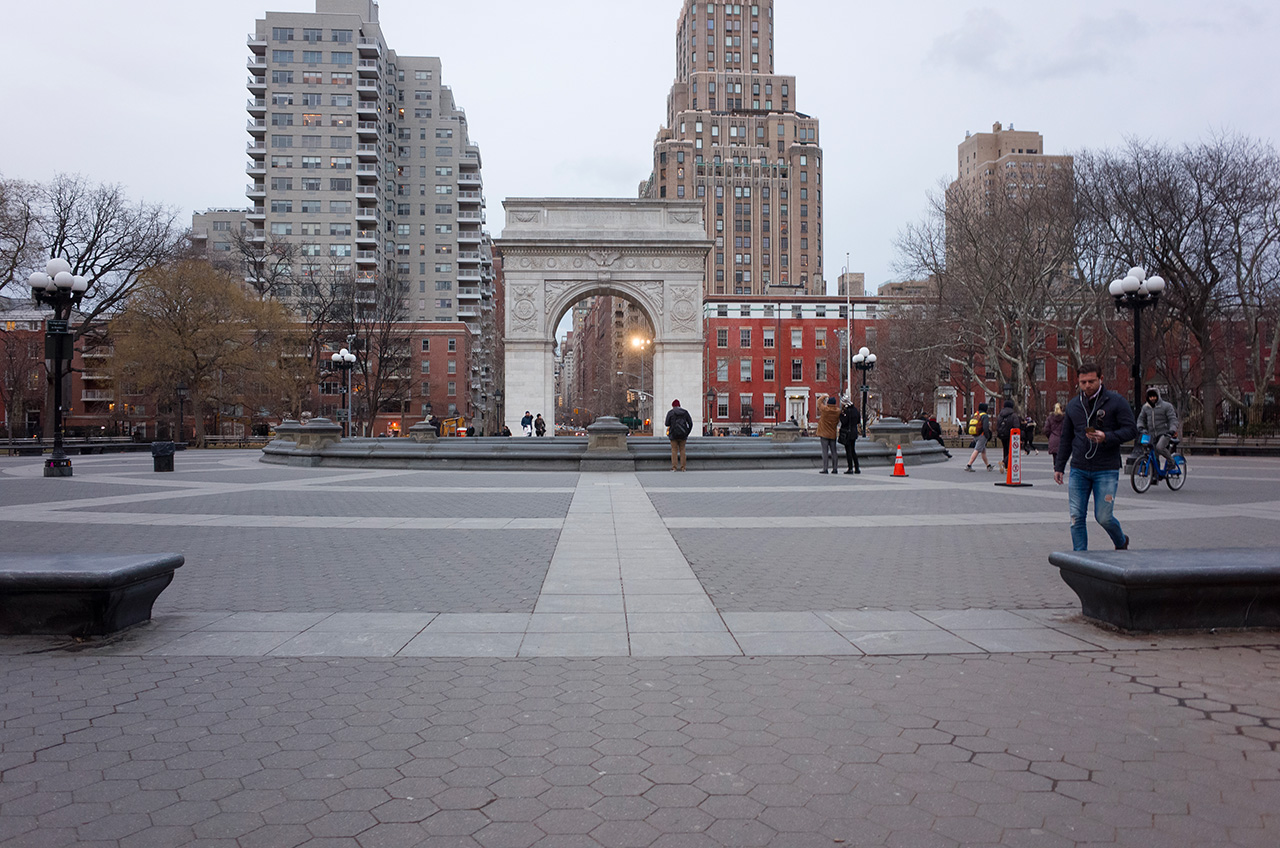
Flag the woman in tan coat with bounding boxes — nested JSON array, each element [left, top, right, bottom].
[[816, 394, 842, 474]]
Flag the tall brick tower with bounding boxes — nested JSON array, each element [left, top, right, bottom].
[[641, 1, 824, 296]]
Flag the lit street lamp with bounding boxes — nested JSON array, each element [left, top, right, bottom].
[[27, 258, 88, 478], [330, 347, 357, 438], [705, 386, 716, 435], [851, 346, 877, 437], [1108, 266, 1165, 413]]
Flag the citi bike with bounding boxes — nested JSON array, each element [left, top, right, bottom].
[[1130, 433, 1187, 493]]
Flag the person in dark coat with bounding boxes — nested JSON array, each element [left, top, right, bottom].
[[664, 399, 693, 471], [995, 399, 1020, 473], [838, 397, 861, 474], [534, 414, 546, 437], [920, 415, 951, 458], [1053, 362, 1137, 551]]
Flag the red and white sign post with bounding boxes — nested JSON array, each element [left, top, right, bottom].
[[995, 428, 1032, 487]]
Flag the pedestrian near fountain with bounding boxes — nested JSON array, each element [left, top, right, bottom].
[[816, 394, 842, 475], [664, 399, 693, 471], [521, 411, 533, 436], [534, 414, 546, 437], [839, 396, 862, 474]]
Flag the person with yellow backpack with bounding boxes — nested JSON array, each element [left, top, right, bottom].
[[964, 403, 994, 472]]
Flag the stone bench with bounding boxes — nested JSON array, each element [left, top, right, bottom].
[[0, 553, 184, 637], [1049, 548, 1280, 631]]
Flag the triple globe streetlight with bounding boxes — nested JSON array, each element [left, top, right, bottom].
[[27, 258, 88, 477], [1107, 266, 1166, 413], [851, 346, 877, 438]]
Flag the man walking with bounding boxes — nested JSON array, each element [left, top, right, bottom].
[[964, 403, 993, 472], [1053, 362, 1137, 551], [1138, 388, 1179, 472], [665, 399, 693, 471]]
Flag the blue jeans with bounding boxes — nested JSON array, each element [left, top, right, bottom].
[[1067, 467, 1126, 551]]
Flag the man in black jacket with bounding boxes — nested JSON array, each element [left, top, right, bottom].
[[1053, 362, 1137, 551]]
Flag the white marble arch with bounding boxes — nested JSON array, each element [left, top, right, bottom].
[[498, 198, 713, 436]]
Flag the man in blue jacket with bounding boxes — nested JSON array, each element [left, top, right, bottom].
[[1053, 362, 1137, 551]]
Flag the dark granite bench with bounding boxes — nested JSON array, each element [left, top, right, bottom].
[[1049, 548, 1280, 631], [0, 553, 183, 637]]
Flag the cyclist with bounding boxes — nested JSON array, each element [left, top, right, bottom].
[[1137, 388, 1180, 474]]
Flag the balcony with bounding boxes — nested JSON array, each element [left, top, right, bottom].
[[246, 141, 266, 156], [246, 119, 266, 134], [356, 121, 379, 137], [356, 163, 379, 175], [457, 230, 482, 243], [247, 206, 266, 219], [356, 185, 377, 196], [247, 33, 267, 50], [457, 211, 483, 221], [247, 76, 266, 91], [457, 287, 481, 300], [458, 270, 482, 282], [246, 183, 265, 197], [458, 172, 481, 185], [357, 37, 381, 55], [355, 207, 377, 221], [458, 307, 480, 319], [356, 143, 379, 158], [358, 58, 379, 71], [357, 79, 378, 91], [356, 99, 378, 115], [457, 250, 482, 262], [457, 190, 482, 202], [246, 162, 266, 176], [247, 229, 266, 243], [82, 390, 114, 402], [246, 97, 266, 114], [355, 250, 378, 262], [80, 372, 111, 382], [355, 229, 377, 243], [246, 56, 266, 70]]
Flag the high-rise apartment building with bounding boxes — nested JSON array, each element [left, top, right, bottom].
[[245, 0, 497, 416], [641, 0, 824, 297], [954, 122, 1073, 196]]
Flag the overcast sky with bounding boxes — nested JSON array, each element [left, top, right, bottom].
[[3, 1, 1278, 294]]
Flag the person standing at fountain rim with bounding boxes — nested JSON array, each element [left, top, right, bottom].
[[815, 394, 842, 475], [1054, 362, 1137, 551], [665, 399, 693, 471], [521, 411, 533, 436], [839, 396, 862, 473]]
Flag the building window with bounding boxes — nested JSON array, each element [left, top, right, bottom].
[[716, 358, 728, 381], [763, 358, 775, 381], [791, 328, 802, 348], [764, 393, 776, 419], [448, 381, 456, 396], [739, 359, 751, 381], [447, 338, 456, 352], [815, 328, 826, 349], [792, 359, 803, 381], [763, 327, 774, 348], [815, 360, 827, 381], [740, 328, 751, 348], [717, 328, 728, 347]]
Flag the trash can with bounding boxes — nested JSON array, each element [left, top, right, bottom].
[[151, 441, 175, 473]]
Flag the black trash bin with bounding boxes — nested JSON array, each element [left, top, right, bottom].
[[151, 441, 175, 472]]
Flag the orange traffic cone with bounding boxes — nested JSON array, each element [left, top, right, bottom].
[[891, 445, 909, 477]]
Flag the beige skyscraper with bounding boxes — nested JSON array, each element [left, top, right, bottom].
[[641, 0, 824, 296]]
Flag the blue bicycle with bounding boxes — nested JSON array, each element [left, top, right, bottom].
[[1130, 434, 1187, 493]]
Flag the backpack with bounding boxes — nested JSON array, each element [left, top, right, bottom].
[[967, 413, 987, 437], [668, 410, 692, 440]]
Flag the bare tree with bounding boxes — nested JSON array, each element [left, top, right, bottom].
[[874, 299, 951, 420], [216, 227, 297, 300], [1073, 135, 1280, 434], [896, 166, 1082, 420], [0, 176, 40, 294], [32, 175, 185, 334], [330, 269, 413, 436], [0, 315, 41, 437]]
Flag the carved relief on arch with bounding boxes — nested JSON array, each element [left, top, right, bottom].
[[667, 283, 701, 337], [510, 283, 541, 336]]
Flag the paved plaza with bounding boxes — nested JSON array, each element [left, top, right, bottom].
[[2, 449, 1279, 846]]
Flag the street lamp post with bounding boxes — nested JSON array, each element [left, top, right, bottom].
[[330, 347, 356, 438], [1108, 266, 1165, 413], [705, 387, 716, 435], [27, 258, 88, 478], [851, 346, 877, 438], [175, 382, 189, 447], [493, 389, 503, 433]]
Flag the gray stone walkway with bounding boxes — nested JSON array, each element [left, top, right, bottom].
[[3, 451, 1280, 847]]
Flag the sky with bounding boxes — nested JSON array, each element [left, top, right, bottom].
[[3, 0, 1278, 296]]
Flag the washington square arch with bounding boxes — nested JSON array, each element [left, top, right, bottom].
[[498, 198, 713, 436]]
